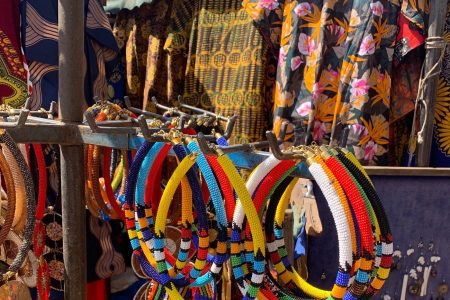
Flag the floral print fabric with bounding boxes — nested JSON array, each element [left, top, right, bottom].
[[244, 0, 429, 166]]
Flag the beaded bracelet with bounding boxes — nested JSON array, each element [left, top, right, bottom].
[[299, 153, 353, 299], [126, 140, 209, 292], [231, 154, 318, 299], [85, 145, 103, 218], [29, 144, 50, 300], [216, 153, 267, 300], [122, 141, 180, 289], [263, 153, 351, 299], [333, 149, 393, 297], [3, 144, 26, 233], [89, 145, 116, 218], [0, 146, 16, 247], [101, 147, 126, 220], [0, 130, 36, 283], [243, 160, 313, 300], [150, 142, 211, 288], [320, 151, 375, 300], [185, 139, 229, 287], [131, 141, 194, 276], [239, 160, 296, 285], [152, 153, 199, 299]]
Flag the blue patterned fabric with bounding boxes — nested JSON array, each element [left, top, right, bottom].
[[21, 0, 123, 110]]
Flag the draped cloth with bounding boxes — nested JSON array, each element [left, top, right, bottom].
[[245, 0, 430, 166], [0, 0, 29, 108], [165, 0, 276, 144], [21, 0, 122, 110]]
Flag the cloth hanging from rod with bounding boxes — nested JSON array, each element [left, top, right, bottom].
[[112, 0, 182, 109], [430, 0, 450, 167], [165, 0, 276, 144], [246, 0, 429, 166], [0, 0, 30, 108], [21, 0, 123, 110]]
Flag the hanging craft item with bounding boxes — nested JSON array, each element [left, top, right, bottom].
[[28, 143, 51, 300], [118, 126, 395, 299], [41, 207, 64, 292], [0, 129, 36, 293], [43, 250, 64, 292], [89, 215, 126, 279]]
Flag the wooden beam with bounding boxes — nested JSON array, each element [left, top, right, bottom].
[[417, 1, 447, 166]]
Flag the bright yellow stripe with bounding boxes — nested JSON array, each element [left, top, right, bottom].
[[218, 155, 265, 258], [154, 153, 198, 300]]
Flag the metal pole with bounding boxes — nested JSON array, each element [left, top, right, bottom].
[[58, 0, 86, 299], [417, 1, 447, 166]]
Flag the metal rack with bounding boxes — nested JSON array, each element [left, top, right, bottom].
[[1, 1, 446, 299]]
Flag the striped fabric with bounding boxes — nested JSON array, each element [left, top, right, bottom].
[[21, 0, 122, 109]]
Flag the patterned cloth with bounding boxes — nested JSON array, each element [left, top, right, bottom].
[[0, 0, 29, 108], [165, 0, 275, 144], [431, 0, 450, 167], [21, 0, 122, 110], [113, 1, 182, 109], [244, 0, 431, 166]]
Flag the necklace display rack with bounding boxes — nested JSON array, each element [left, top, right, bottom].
[[0, 0, 448, 299]]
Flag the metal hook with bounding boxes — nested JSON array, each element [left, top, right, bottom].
[[124, 96, 166, 121], [222, 115, 238, 140], [17, 110, 29, 127], [137, 115, 170, 139], [266, 131, 305, 160], [178, 95, 229, 122], [196, 132, 218, 155], [0, 109, 30, 128]]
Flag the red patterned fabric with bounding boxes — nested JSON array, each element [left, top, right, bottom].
[[0, 0, 29, 108]]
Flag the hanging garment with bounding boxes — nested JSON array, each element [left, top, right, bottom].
[[165, 0, 276, 143], [431, 0, 450, 167], [388, 1, 429, 166], [104, 0, 154, 14], [21, 0, 122, 110], [246, 0, 402, 165], [0, 0, 29, 108], [113, 1, 181, 109]]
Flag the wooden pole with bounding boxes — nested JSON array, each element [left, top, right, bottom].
[[58, 0, 87, 298], [417, 1, 447, 166]]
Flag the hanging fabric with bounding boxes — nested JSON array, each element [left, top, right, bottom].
[[112, 0, 181, 109], [164, 0, 276, 144], [389, 1, 429, 166], [21, 0, 123, 110], [0, 0, 30, 108], [245, 0, 426, 166]]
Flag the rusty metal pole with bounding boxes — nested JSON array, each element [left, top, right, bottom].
[[417, 1, 447, 166], [58, 0, 86, 299]]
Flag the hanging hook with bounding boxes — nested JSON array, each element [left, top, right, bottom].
[[178, 95, 230, 122], [124, 96, 167, 121], [266, 130, 305, 160]]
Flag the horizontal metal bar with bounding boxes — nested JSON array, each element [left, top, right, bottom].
[[5, 123, 449, 177], [6, 123, 79, 144]]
